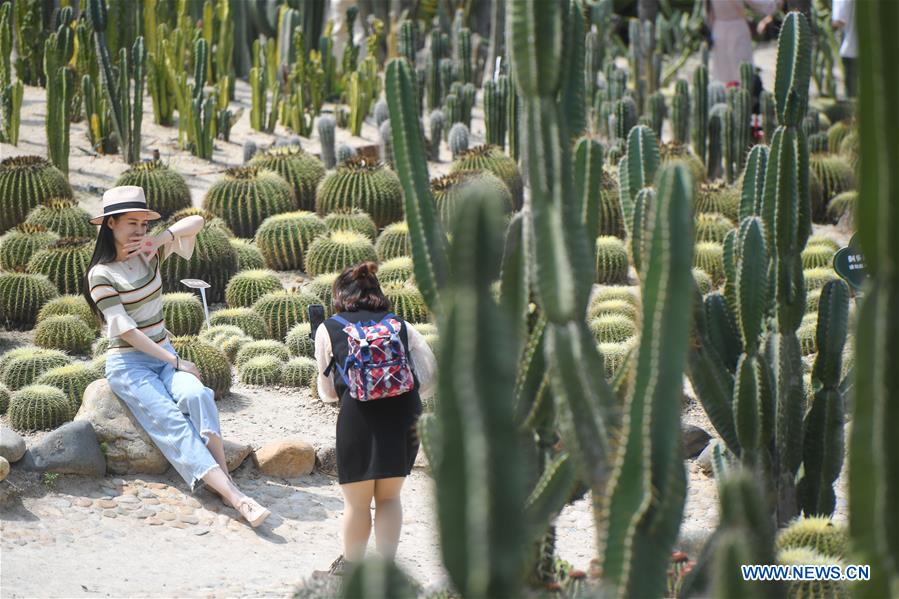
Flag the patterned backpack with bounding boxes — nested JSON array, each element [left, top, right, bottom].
[[328, 313, 415, 401]]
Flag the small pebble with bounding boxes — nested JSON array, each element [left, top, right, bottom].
[[179, 515, 199, 525], [132, 509, 153, 519], [73, 498, 93, 508], [158, 511, 176, 521], [97, 499, 117, 509], [102, 510, 117, 519], [146, 517, 163, 526]]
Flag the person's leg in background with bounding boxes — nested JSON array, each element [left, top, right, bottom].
[[373, 476, 406, 559], [341, 480, 376, 562], [843, 56, 857, 98]]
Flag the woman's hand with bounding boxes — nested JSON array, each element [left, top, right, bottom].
[[176, 358, 203, 381]]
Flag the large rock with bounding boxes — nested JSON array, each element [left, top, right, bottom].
[[697, 438, 725, 476], [75, 379, 169, 475], [17, 421, 106, 477], [682, 424, 712, 459], [254, 438, 315, 478], [224, 439, 253, 472], [0, 426, 26, 463]]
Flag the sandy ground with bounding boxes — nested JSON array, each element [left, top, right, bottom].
[[0, 39, 853, 598]]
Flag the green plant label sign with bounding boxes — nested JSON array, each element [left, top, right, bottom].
[[832, 233, 867, 290]]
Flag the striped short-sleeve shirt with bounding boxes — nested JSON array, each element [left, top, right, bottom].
[[88, 233, 196, 352]]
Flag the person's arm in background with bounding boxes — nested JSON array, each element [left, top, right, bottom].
[[832, 0, 848, 29], [314, 324, 340, 402], [751, 0, 781, 35], [405, 324, 437, 399]]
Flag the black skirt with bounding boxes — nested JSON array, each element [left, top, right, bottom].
[[325, 309, 424, 484], [336, 392, 423, 484]]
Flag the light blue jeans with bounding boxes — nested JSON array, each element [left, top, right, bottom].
[[105, 340, 222, 492]]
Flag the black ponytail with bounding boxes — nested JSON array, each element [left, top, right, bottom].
[[82, 216, 119, 323]]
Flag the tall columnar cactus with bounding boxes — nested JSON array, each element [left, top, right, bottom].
[[448, 123, 469, 158], [613, 97, 638, 143], [729, 86, 753, 174], [428, 109, 445, 161], [672, 79, 690, 145], [618, 125, 660, 237], [760, 89, 776, 144], [317, 115, 336, 169], [0, 2, 23, 146], [483, 79, 506, 148], [503, 72, 520, 161], [648, 91, 665, 141], [574, 137, 604, 244], [848, 2, 899, 595], [87, 0, 145, 164], [397, 20, 416, 66], [43, 7, 75, 176], [692, 64, 709, 166]]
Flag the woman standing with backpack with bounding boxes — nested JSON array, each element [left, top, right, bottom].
[[314, 261, 437, 573]]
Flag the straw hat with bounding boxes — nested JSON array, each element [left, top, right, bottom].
[[89, 185, 162, 225]]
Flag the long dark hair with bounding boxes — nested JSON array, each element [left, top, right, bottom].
[[332, 261, 391, 313], [82, 216, 119, 323]]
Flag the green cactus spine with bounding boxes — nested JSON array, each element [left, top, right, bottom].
[[43, 7, 75, 176]]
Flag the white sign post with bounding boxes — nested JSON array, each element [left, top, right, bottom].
[[180, 279, 212, 328]]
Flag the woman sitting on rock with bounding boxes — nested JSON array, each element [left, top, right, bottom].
[[83, 185, 270, 528], [314, 261, 437, 574]]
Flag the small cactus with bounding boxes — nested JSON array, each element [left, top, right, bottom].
[[252, 290, 320, 341], [317, 115, 337, 169], [826, 191, 856, 225], [0, 224, 59, 272], [234, 339, 290, 368], [315, 157, 404, 229], [37, 294, 100, 331], [0, 272, 60, 328], [162, 292, 205, 336], [776, 516, 848, 558], [208, 307, 268, 340], [24, 198, 93, 239], [449, 144, 523, 210], [588, 299, 640, 322], [804, 267, 839, 293], [375, 222, 411, 261], [242, 140, 258, 163], [238, 355, 283, 385], [448, 122, 469, 158], [255, 211, 327, 271], [34, 314, 95, 354], [694, 241, 726, 284], [249, 146, 326, 212], [225, 270, 283, 308], [305, 231, 379, 277], [198, 324, 251, 363], [589, 313, 638, 344], [8, 384, 71, 431], [35, 362, 100, 414], [776, 547, 848, 599], [0, 155, 73, 234], [1, 349, 72, 391], [115, 160, 192, 220], [801, 245, 836, 269], [336, 143, 356, 164], [696, 182, 741, 222], [692, 268, 715, 295], [430, 171, 513, 229], [595, 236, 630, 284], [598, 341, 634, 380], [169, 335, 232, 398], [25, 237, 93, 295], [695, 212, 735, 243], [382, 282, 429, 324], [203, 166, 295, 238], [303, 272, 339, 308], [378, 256, 415, 285], [323, 210, 378, 242], [286, 322, 315, 358], [229, 238, 267, 271], [281, 356, 318, 388]]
